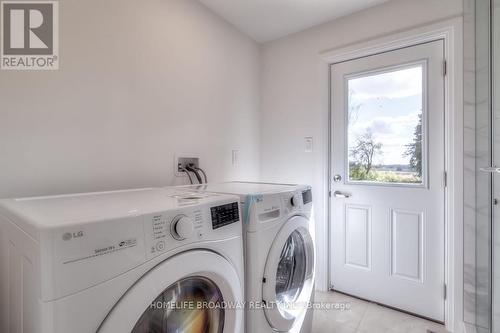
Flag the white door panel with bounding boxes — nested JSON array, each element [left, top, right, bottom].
[[390, 209, 424, 282], [329, 40, 445, 321], [345, 204, 371, 270]]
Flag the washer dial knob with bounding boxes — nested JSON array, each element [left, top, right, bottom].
[[171, 215, 194, 240], [291, 193, 301, 207]]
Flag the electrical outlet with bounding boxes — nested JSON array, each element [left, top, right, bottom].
[[175, 156, 199, 176]]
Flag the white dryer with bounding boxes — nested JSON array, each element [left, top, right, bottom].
[[0, 187, 244, 333], [179, 182, 316, 333]]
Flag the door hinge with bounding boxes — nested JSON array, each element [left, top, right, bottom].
[[329, 284, 335, 291], [443, 60, 447, 76], [328, 190, 332, 198], [443, 283, 447, 300], [443, 171, 448, 188]]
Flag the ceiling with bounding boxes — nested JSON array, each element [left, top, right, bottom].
[[197, 0, 390, 42]]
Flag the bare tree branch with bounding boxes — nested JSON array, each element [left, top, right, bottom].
[[350, 128, 383, 178]]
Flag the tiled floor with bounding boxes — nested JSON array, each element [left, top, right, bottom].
[[312, 291, 448, 333]]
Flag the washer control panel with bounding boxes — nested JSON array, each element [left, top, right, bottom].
[[144, 200, 240, 260], [146, 208, 204, 258], [283, 187, 313, 216]]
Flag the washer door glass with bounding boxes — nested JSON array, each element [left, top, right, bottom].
[[131, 277, 224, 333], [275, 230, 307, 307]]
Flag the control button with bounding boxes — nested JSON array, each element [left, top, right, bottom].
[[291, 193, 301, 207], [156, 241, 165, 251], [170, 215, 194, 240]]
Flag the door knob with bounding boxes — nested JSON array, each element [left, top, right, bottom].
[[333, 191, 351, 198]]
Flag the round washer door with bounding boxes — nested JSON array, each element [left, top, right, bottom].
[[262, 215, 315, 332], [98, 250, 243, 333]]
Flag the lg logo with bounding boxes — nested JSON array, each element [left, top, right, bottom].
[[62, 231, 84, 241], [1, 1, 58, 70]]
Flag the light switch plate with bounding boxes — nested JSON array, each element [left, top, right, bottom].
[[305, 137, 313, 153], [232, 150, 240, 167]]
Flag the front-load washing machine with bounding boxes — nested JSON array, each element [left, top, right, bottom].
[[0, 187, 244, 333], [178, 182, 316, 333]]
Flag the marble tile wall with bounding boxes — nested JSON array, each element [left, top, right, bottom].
[[493, 0, 500, 330], [475, 0, 493, 329], [463, 0, 493, 331], [463, 0, 478, 327]]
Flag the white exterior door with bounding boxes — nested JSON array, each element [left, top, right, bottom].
[[329, 40, 445, 321]]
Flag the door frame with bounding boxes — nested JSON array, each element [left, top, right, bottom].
[[319, 17, 463, 332]]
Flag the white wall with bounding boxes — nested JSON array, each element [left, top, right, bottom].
[[0, 0, 465, 311], [0, 0, 261, 198], [259, 0, 463, 293]]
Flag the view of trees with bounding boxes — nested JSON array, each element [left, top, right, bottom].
[[349, 118, 423, 184], [404, 114, 423, 177], [346, 67, 424, 184], [349, 129, 382, 179]]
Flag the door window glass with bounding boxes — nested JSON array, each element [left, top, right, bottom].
[[347, 64, 425, 185], [275, 230, 307, 313], [132, 277, 224, 333]]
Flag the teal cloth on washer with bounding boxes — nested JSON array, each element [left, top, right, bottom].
[[242, 194, 263, 224]]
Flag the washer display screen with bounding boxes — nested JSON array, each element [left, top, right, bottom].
[[302, 189, 312, 205], [210, 202, 239, 229]]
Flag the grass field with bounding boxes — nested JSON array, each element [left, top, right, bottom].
[[349, 169, 422, 184]]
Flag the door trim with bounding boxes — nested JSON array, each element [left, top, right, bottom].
[[320, 17, 463, 332]]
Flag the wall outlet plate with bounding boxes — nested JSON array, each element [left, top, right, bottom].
[[175, 156, 199, 176]]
